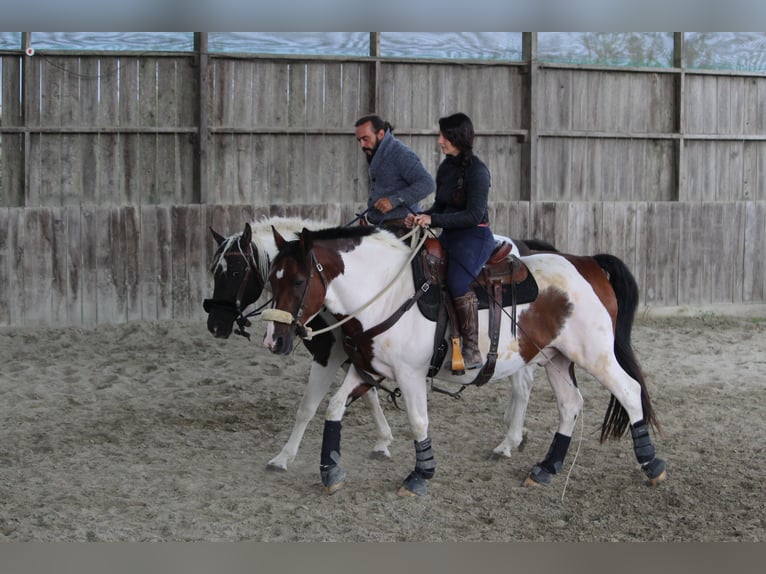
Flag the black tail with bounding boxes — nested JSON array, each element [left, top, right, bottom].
[[593, 253, 661, 442]]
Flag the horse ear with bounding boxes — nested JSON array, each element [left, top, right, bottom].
[[210, 227, 226, 246], [300, 228, 314, 252], [272, 225, 288, 250], [241, 222, 252, 246]]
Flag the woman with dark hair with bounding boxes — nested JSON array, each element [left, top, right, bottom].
[[405, 112, 494, 369]]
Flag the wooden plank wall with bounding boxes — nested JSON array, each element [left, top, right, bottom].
[[1, 54, 765, 326]]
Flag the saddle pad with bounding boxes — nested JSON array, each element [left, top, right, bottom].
[[473, 272, 539, 310]]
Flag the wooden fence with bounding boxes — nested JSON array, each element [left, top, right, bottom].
[[1, 38, 765, 326]]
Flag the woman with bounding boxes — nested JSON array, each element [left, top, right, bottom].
[[405, 112, 494, 369]]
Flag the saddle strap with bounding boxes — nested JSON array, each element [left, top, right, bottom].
[[471, 278, 504, 387], [344, 280, 433, 399]]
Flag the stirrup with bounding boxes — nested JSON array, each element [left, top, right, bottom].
[[450, 336, 465, 375]]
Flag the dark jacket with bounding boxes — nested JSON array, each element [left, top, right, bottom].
[[425, 153, 490, 229], [366, 130, 435, 224]]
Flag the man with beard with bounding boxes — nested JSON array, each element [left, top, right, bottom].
[[354, 114, 435, 232]]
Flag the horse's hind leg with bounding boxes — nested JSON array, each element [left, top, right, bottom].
[[493, 366, 535, 458], [361, 387, 394, 459], [524, 352, 582, 487]]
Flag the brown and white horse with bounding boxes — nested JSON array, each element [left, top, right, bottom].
[[204, 217, 544, 471], [264, 224, 666, 496]]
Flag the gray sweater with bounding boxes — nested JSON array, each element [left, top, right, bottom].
[[365, 130, 435, 223]]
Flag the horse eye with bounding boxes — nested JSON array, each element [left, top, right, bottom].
[[232, 271, 241, 278], [293, 278, 305, 288]]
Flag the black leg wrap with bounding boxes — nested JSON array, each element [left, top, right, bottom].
[[320, 420, 342, 468], [414, 437, 436, 480], [539, 432, 572, 475], [630, 420, 656, 465]]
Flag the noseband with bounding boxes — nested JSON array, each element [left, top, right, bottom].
[[263, 248, 328, 340], [203, 240, 269, 339]]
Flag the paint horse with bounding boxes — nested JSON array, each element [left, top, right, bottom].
[[264, 225, 667, 496], [204, 217, 546, 471]]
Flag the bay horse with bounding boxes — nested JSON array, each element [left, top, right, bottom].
[[264, 224, 667, 496], [204, 217, 546, 470]]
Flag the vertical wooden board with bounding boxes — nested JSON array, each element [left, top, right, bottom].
[[235, 134, 254, 205], [22, 209, 53, 324], [742, 201, 766, 302], [601, 202, 638, 273], [1, 55, 23, 126], [487, 135, 520, 203], [1, 134, 24, 207], [756, 78, 766, 134], [79, 57, 100, 128], [286, 134, 307, 203], [209, 59, 226, 126], [541, 69, 571, 131], [537, 138, 565, 201], [430, 65, 449, 128], [204, 204, 229, 266], [583, 139, 603, 202], [715, 77, 732, 135], [232, 60, 255, 128], [212, 134, 236, 204], [677, 202, 705, 306], [716, 142, 743, 201], [287, 62, 307, 127], [140, 205, 159, 321], [602, 139, 630, 201], [305, 62, 326, 128], [322, 63, 343, 127], [97, 57, 119, 126], [643, 140, 674, 202], [97, 133, 120, 204], [121, 133, 140, 205], [50, 207, 68, 324], [60, 56, 81, 126], [186, 204, 208, 321], [391, 65, 414, 127], [157, 58, 180, 127], [729, 77, 745, 136], [567, 202, 601, 255], [340, 62, 362, 126], [636, 202, 680, 307], [378, 63, 396, 119], [138, 134, 158, 204], [5, 208, 25, 325], [118, 58, 139, 127], [508, 201, 532, 240], [80, 133, 100, 204], [269, 134, 290, 204], [155, 205, 173, 321], [28, 134, 53, 206], [409, 65, 431, 129], [177, 57, 196, 128], [80, 207, 98, 324], [0, 209, 9, 324], [250, 134, 270, 205], [256, 61, 289, 127], [138, 58, 159, 127], [171, 206, 191, 320], [65, 206, 82, 325], [124, 206, 142, 322], [317, 134, 342, 204], [60, 134, 84, 206], [756, 143, 766, 201], [529, 202, 560, 247], [96, 207, 126, 324], [39, 56, 65, 127], [155, 134, 180, 204], [706, 202, 743, 304]]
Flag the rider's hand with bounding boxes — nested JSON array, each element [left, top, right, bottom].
[[405, 213, 416, 227], [413, 214, 431, 228], [374, 197, 394, 213]]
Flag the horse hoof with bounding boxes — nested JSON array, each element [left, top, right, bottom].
[[397, 485, 420, 497], [522, 476, 545, 487], [523, 464, 552, 487], [369, 449, 391, 460], [647, 469, 667, 486], [323, 481, 345, 495]]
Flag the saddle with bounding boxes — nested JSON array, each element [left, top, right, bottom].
[[414, 237, 539, 385]]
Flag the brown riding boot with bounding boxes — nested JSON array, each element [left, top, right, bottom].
[[454, 291, 482, 370]]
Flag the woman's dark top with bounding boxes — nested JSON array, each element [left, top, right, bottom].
[[425, 153, 490, 229]]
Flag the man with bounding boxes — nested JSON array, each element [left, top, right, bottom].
[[354, 114, 435, 228]]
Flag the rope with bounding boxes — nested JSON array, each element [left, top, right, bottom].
[[264, 227, 428, 340], [559, 405, 584, 502]]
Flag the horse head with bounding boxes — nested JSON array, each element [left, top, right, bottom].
[[265, 226, 358, 355], [204, 222, 265, 338]]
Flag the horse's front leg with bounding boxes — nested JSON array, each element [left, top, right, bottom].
[[394, 373, 434, 497], [268, 342, 347, 470], [493, 366, 535, 458], [524, 353, 582, 486], [319, 366, 365, 495]]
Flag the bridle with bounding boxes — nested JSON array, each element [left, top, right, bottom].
[[203, 240, 270, 339]]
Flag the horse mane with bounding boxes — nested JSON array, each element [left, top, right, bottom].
[[304, 225, 410, 253], [212, 215, 331, 276]]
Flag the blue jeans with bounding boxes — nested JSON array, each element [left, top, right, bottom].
[[439, 226, 495, 298]]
